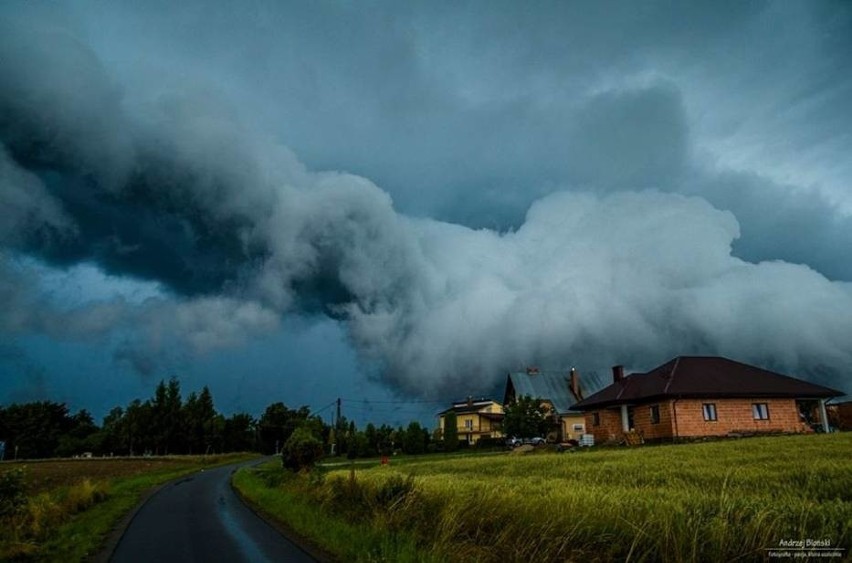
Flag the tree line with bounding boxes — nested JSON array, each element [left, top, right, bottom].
[[0, 378, 463, 460], [0, 378, 265, 459]]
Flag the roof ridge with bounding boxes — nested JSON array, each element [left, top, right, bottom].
[[663, 356, 681, 394]]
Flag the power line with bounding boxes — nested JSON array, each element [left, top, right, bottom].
[[311, 400, 338, 415], [340, 397, 446, 405]]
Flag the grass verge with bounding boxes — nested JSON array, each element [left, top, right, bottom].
[[0, 453, 258, 561], [233, 461, 443, 563]]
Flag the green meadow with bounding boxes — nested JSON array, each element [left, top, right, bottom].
[[234, 433, 852, 562]]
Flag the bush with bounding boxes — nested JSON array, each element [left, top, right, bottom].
[[282, 427, 324, 472], [474, 437, 504, 450], [0, 468, 27, 516]]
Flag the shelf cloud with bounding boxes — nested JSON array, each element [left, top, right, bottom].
[[1, 2, 851, 402]]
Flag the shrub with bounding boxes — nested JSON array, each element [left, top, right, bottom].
[[0, 468, 27, 516], [474, 437, 504, 450], [282, 427, 324, 472], [62, 479, 109, 514]]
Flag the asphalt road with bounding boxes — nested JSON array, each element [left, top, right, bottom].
[[110, 460, 317, 563]]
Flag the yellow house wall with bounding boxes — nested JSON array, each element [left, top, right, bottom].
[[561, 413, 587, 441], [438, 401, 505, 444]]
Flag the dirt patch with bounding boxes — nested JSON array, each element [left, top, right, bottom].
[[0, 458, 198, 494]]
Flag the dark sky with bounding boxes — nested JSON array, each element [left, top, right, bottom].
[[1, 1, 851, 426]]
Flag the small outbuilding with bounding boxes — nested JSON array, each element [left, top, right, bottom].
[[571, 356, 844, 443]]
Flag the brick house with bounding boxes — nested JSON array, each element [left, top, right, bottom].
[[504, 368, 589, 442], [571, 356, 844, 443]]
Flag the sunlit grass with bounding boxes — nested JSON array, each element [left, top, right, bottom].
[[237, 434, 852, 562]]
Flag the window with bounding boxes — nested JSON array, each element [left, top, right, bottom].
[[464, 419, 473, 430], [702, 403, 718, 421], [592, 412, 600, 427], [649, 405, 660, 424], [753, 403, 770, 420], [572, 423, 584, 432]]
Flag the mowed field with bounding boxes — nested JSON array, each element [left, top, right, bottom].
[[236, 433, 852, 562]]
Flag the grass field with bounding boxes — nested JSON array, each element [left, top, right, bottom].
[[0, 453, 257, 561], [235, 434, 852, 562]]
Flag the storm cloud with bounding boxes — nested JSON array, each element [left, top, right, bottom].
[[1, 2, 851, 403]]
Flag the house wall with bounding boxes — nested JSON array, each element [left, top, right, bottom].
[[584, 409, 623, 443], [631, 401, 676, 440], [672, 398, 808, 437], [560, 413, 587, 441], [438, 402, 504, 444], [585, 398, 810, 442]]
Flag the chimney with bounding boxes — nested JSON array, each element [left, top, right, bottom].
[[569, 368, 584, 401], [612, 365, 624, 383], [526, 366, 539, 375]]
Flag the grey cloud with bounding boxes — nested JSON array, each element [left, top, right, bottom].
[[0, 147, 74, 244]]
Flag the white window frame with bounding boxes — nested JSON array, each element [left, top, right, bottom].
[[572, 423, 584, 432], [464, 418, 474, 430], [752, 403, 770, 420]]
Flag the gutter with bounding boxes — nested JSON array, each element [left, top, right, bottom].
[[672, 397, 680, 441]]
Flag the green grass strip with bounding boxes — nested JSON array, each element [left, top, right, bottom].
[[233, 462, 442, 563], [29, 453, 258, 562]]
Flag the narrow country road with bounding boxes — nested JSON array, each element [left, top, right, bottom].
[[109, 460, 317, 563]]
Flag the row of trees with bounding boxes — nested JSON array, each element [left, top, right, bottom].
[[1, 378, 552, 461], [0, 378, 325, 459]]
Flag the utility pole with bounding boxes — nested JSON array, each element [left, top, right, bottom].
[[336, 398, 342, 425]]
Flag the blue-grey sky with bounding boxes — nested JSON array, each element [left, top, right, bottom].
[[1, 1, 851, 426]]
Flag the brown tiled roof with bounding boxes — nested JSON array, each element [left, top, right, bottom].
[[437, 400, 500, 416], [571, 356, 845, 410]]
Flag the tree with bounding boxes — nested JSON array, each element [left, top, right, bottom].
[[281, 425, 324, 471], [183, 386, 217, 454], [258, 402, 312, 454], [222, 413, 256, 452], [0, 401, 74, 459], [364, 423, 378, 456], [502, 395, 549, 439], [443, 411, 459, 452], [100, 406, 126, 455], [124, 399, 152, 456], [56, 409, 99, 457], [402, 421, 428, 454]]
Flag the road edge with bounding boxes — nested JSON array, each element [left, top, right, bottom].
[[229, 464, 337, 563], [89, 476, 176, 563]]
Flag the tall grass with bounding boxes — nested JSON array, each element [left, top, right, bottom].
[[1, 477, 110, 559], [237, 434, 851, 562], [0, 453, 258, 561]]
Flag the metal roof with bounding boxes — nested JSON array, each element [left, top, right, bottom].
[[504, 370, 580, 414]]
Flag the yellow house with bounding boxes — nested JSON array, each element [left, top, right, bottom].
[[504, 367, 589, 442], [437, 398, 505, 444]]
